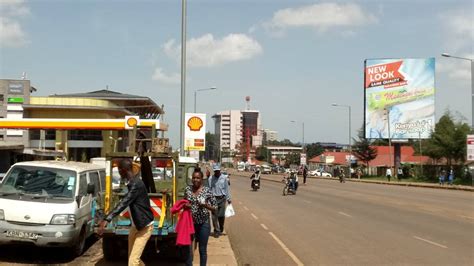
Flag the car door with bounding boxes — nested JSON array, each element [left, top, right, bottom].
[[77, 173, 92, 229], [86, 170, 101, 235]]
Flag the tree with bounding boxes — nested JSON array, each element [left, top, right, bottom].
[[305, 143, 324, 159], [285, 152, 300, 167], [267, 139, 296, 146], [352, 126, 377, 167], [423, 112, 470, 165], [255, 146, 270, 162], [204, 132, 218, 161]]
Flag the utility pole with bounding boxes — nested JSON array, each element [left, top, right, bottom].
[[179, 0, 187, 156]]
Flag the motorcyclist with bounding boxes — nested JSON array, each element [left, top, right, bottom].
[[250, 169, 261, 189], [289, 170, 298, 191]]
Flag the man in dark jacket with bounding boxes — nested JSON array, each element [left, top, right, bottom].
[[98, 159, 154, 266]]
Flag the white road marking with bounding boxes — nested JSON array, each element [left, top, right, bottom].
[[458, 215, 474, 220], [413, 236, 448, 249], [303, 200, 311, 204], [243, 206, 249, 211], [251, 213, 258, 220], [269, 232, 304, 266], [260, 223, 268, 230], [338, 211, 352, 218]]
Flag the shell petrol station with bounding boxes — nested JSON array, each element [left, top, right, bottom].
[[0, 79, 166, 174]]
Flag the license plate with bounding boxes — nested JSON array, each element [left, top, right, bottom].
[[5, 230, 38, 240]]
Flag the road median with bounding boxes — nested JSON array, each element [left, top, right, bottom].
[[229, 170, 474, 192]]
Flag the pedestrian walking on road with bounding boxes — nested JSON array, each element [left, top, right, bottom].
[[439, 169, 446, 185], [208, 165, 231, 237], [386, 167, 392, 182], [338, 167, 345, 183], [184, 170, 217, 266], [98, 159, 154, 266], [448, 167, 454, 185], [397, 167, 403, 181]]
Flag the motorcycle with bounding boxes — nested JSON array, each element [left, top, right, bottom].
[[251, 179, 260, 191], [282, 176, 296, 196], [250, 173, 261, 191]]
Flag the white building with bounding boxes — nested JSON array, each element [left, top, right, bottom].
[[212, 110, 242, 152], [213, 109, 262, 160], [263, 129, 278, 142]]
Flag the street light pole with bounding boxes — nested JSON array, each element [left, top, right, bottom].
[[194, 87, 217, 113], [441, 53, 473, 128], [290, 120, 304, 150], [331, 104, 352, 175], [179, 0, 187, 156]]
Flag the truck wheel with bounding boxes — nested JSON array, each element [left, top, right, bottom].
[[102, 237, 118, 261], [72, 227, 86, 257], [175, 245, 190, 262]]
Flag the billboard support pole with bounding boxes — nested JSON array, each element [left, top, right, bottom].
[[419, 131, 423, 177], [386, 107, 393, 176]]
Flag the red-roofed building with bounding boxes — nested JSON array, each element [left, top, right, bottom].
[[369, 146, 433, 167], [308, 145, 434, 176], [308, 151, 351, 166]]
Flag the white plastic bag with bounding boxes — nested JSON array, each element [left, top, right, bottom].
[[225, 204, 235, 217]]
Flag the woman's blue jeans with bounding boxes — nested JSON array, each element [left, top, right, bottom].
[[185, 221, 211, 266]]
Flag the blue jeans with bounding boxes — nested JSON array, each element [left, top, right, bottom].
[[185, 221, 211, 266]]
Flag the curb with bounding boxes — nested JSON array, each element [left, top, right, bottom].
[[316, 176, 474, 192]]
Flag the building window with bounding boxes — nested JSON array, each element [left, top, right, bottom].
[[30, 129, 56, 140], [69, 130, 103, 141]]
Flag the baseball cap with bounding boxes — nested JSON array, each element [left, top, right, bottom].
[[213, 165, 221, 171]]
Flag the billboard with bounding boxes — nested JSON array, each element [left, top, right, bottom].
[[185, 113, 206, 151], [467, 135, 474, 162], [365, 58, 435, 139]]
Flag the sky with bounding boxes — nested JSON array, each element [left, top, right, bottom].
[[0, 0, 472, 148]]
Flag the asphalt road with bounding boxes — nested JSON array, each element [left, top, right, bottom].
[[227, 171, 474, 265]]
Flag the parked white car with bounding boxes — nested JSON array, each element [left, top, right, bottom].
[[261, 165, 272, 174], [310, 170, 332, 177], [0, 160, 105, 257]]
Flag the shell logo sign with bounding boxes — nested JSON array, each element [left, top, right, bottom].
[[185, 113, 206, 151], [187, 116, 203, 131], [125, 116, 139, 129]]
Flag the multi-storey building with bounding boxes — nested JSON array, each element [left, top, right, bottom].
[[263, 129, 278, 143], [213, 109, 262, 162]]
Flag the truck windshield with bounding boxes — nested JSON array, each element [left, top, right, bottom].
[[0, 165, 76, 199]]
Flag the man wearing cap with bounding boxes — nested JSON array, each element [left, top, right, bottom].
[[208, 165, 231, 237]]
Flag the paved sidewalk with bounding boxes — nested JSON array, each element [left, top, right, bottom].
[[193, 233, 237, 265]]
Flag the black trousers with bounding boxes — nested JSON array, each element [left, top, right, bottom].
[[212, 197, 226, 233]]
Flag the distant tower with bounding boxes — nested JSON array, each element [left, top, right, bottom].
[[245, 96, 251, 110]]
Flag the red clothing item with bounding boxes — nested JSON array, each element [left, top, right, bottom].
[[171, 199, 195, 246]]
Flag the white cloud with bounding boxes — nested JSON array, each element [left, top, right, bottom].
[[163, 33, 263, 67], [264, 3, 377, 34], [0, 0, 29, 47], [152, 67, 180, 85], [437, 57, 472, 80], [440, 10, 473, 52]]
